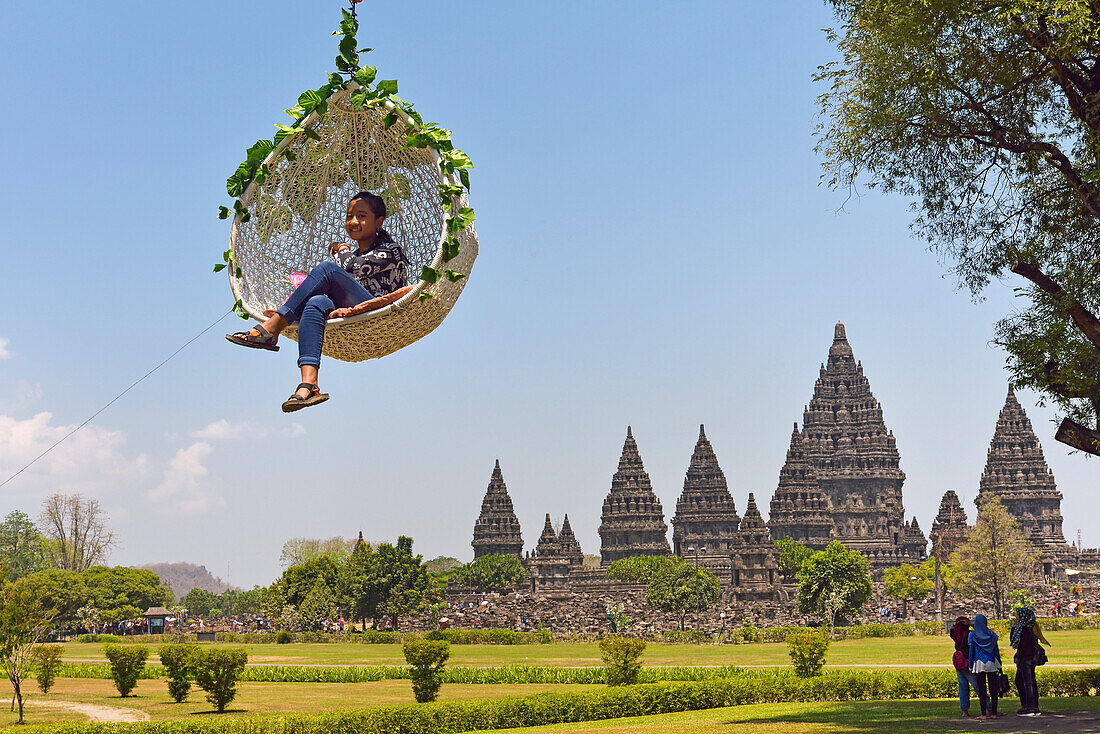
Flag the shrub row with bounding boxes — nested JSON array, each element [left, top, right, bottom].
[[16, 669, 1100, 734], [424, 628, 551, 645]]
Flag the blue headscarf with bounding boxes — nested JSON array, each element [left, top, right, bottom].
[[969, 613, 997, 655], [1011, 606, 1036, 649]]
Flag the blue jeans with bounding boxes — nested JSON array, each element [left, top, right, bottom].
[[276, 261, 374, 368], [956, 669, 977, 712]]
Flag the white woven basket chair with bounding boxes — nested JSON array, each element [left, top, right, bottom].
[[228, 84, 477, 362]]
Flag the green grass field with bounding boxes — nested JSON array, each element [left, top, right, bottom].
[[8, 634, 1097, 730], [56, 629, 1100, 668]]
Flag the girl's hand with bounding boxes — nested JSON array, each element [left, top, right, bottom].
[[329, 242, 351, 255]]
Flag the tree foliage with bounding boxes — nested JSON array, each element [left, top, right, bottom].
[[181, 588, 220, 617], [449, 554, 528, 591], [817, 0, 1100, 455], [775, 539, 815, 581], [402, 637, 450, 703], [0, 576, 56, 723], [279, 536, 357, 568], [193, 647, 247, 713], [882, 559, 935, 618], [644, 562, 722, 631], [796, 541, 873, 637], [82, 566, 172, 623], [948, 496, 1038, 618], [103, 644, 148, 697], [606, 555, 681, 584], [0, 512, 47, 581]]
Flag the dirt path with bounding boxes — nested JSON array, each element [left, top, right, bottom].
[[936, 710, 1100, 733], [28, 699, 150, 723]]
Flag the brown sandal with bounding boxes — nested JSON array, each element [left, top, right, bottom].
[[281, 383, 329, 413], [226, 324, 280, 352]]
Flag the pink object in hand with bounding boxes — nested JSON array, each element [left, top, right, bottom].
[[289, 272, 307, 288]]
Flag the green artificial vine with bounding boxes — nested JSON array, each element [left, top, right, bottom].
[[216, 4, 474, 319]]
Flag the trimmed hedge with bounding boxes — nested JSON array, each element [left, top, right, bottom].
[[13, 669, 1100, 734], [424, 628, 551, 645]]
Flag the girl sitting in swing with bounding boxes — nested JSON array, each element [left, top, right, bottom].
[[226, 191, 408, 411]]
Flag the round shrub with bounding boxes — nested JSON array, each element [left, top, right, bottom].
[[193, 647, 248, 713], [103, 644, 149, 697], [275, 630, 293, 644], [786, 630, 829, 677], [599, 636, 647, 686], [158, 643, 199, 703], [402, 636, 451, 703]]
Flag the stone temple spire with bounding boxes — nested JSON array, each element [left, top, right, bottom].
[[930, 490, 969, 560], [769, 423, 833, 549], [978, 385, 1065, 549], [471, 460, 524, 558], [557, 514, 584, 567], [599, 427, 671, 566], [729, 492, 782, 599], [535, 513, 558, 553], [800, 322, 913, 563], [671, 425, 741, 567]]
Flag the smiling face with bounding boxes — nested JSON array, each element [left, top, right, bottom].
[[345, 199, 385, 246]]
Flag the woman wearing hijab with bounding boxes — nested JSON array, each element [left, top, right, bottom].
[[1011, 606, 1049, 717], [968, 614, 1003, 719], [949, 616, 978, 716]]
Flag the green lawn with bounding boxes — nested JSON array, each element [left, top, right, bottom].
[[486, 697, 1100, 734], [57, 629, 1100, 669]]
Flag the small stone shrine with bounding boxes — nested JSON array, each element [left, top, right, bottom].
[[729, 493, 784, 601], [471, 460, 524, 559], [527, 514, 572, 595], [930, 490, 969, 560], [598, 427, 671, 565]]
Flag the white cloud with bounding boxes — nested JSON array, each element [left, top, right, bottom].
[[0, 412, 149, 499], [0, 338, 10, 360], [147, 441, 226, 516], [190, 419, 305, 441]]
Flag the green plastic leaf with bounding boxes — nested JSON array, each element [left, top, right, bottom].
[[459, 169, 471, 190], [227, 174, 246, 198], [443, 269, 465, 282], [418, 292, 434, 302], [304, 128, 321, 141], [350, 91, 369, 109], [298, 89, 325, 113], [217, 206, 231, 220], [377, 79, 399, 95], [353, 66, 377, 86], [420, 266, 440, 284], [442, 238, 461, 262], [213, 263, 227, 273], [235, 267, 243, 278], [223, 249, 232, 262], [245, 139, 273, 163], [328, 73, 344, 87]]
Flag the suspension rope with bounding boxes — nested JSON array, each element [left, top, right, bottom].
[[0, 307, 236, 490]]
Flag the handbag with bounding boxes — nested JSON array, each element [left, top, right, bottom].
[[1034, 644, 1047, 667], [998, 671, 1011, 696], [952, 650, 968, 671]]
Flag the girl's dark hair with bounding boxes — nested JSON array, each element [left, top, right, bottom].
[[349, 191, 394, 244]]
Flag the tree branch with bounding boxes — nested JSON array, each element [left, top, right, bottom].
[[1011, 260, 1100, 352], [1055, 417, 1100, 457]]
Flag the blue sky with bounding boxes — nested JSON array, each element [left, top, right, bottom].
[[0, 1, 1093, 589]]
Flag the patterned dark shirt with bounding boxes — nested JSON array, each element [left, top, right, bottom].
[[333, 241, 408, 297]]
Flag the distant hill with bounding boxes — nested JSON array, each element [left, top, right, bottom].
[[137, 563, 235, 601]]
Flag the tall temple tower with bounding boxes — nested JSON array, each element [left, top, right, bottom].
[[471, 460, 524, 558], [799, 323, 925, 566], [598, 427, 671, 566], [768, 423, 834, 549], [671, 425, 741, 567], [978, 386, 1065, 552]]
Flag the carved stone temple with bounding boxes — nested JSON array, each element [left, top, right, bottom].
[[978, 386, 1066, 552], [671, 425, 741, 572], [793, 323, 926, 568], [526, 514, 574, 594], [598, 427, 671, 565], [471, 460, 524, 558], [930, 490, 969, 561], [769, 423, 834, 549], [729, 493, 785, 601]]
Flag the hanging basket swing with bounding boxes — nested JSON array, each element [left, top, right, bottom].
[[219, 8, 477, 363]]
